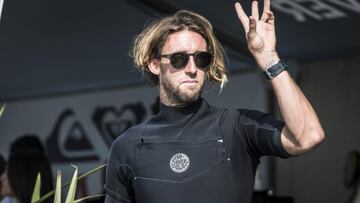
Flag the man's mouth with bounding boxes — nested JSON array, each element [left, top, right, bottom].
[[181, 80, 198, 84]]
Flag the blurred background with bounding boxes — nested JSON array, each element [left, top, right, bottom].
[[0, 0, 360, 202]]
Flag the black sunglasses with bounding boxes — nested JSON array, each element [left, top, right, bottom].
[[159, 51, 213, 69]]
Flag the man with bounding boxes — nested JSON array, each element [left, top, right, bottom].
[[105, 1, 325, 202]]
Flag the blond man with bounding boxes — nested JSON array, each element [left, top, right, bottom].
[[105, 1, 324, 202]]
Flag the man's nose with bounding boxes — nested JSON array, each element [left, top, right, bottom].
[[184, 56, 197, 74]]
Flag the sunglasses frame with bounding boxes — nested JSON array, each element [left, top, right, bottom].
[[158, 51, 213, 70]]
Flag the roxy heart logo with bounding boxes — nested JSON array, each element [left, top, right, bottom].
[[92, 102, 147, 147], [46, 109, 99, 163]]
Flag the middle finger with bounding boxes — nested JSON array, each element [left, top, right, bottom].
[[251, 0, 259, 20]]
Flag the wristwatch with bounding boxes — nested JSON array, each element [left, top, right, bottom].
[[263, 60, 288, 80]]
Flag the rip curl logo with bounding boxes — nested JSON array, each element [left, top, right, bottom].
[[169, 153, 190, 173]]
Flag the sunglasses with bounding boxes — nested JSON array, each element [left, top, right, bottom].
[[158, 51, 213, 69]]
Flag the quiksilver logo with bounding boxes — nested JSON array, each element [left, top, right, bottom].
[[169, 153, 190, 173]]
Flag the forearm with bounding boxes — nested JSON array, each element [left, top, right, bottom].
[[270, 68, 324, 155]]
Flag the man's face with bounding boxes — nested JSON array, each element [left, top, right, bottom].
[[157, 30, 207, 106]]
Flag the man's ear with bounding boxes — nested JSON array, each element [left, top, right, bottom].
[[148, 58, 161, 75]]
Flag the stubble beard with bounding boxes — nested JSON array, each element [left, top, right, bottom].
[[160, 75, 203, 106]]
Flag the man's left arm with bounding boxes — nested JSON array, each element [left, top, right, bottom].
[[235, 0, 325, 156], [270, 65, 324, 155]]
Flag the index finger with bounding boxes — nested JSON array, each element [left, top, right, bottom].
[[235, 2, 249, 29]]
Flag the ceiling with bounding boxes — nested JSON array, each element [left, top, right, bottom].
[[0, 0, 359, 101]]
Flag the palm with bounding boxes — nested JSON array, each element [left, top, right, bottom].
[[248, 19, 275, 54]]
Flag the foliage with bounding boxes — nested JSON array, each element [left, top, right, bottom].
[[0, 103, 5, 117], [0, 102, 106, 203], [32, 164, 106, 203], [31, 173, 41, 203], [54, 171, 62, 203]]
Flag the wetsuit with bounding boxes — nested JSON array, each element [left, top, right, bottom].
[[105, 98, 291, 203]]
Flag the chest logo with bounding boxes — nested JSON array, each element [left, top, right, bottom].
[[169, 153, 190, 173]]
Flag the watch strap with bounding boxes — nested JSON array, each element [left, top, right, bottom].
[[263, 60, 288, 80]]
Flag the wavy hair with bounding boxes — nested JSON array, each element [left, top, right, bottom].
[[131, 10, 228, 89]]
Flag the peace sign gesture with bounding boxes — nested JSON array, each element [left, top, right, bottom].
[[235, 0, 279, 70]]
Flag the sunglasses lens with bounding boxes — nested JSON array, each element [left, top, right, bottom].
[[170, 53, 189, 69], [195, 52, 212, 69], [165, 52, 212, 69]]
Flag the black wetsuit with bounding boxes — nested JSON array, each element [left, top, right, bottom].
[[105, 98, 291, 203]]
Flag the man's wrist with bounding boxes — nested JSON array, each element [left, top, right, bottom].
[[263, 60, 288, 80], [254, 52, 280, 70]]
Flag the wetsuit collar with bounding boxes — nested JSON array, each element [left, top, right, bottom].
[[156, 98, 204, 123]]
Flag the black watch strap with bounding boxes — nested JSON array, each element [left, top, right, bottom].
[[263, 60, 288, 80]]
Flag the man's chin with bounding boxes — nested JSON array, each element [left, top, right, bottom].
[[178, 90, 201, 103], [181, 86, 199, 94]]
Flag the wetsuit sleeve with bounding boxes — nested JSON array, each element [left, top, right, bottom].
[[236, 109, 292, 159], [104, 141, 135, 203]]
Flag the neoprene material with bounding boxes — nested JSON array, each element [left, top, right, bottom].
[[105, 98, 291, 203]]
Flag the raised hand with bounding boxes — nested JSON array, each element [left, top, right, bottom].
[[235, 0, 279, 70]]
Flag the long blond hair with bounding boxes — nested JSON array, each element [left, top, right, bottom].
[[131, 10, 227, 89]]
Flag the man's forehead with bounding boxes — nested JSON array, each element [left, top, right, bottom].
[[162, 30, 207, 53]]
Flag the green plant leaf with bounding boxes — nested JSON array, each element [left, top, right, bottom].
[[53, 171, 62, 203], [65, 165, 78, 203], [31, 173, 41, 203], [34, 163, 106, 203], [77, 163, 106, 180], [73, 194, 105, 203], [0, 103, 5, 117]]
